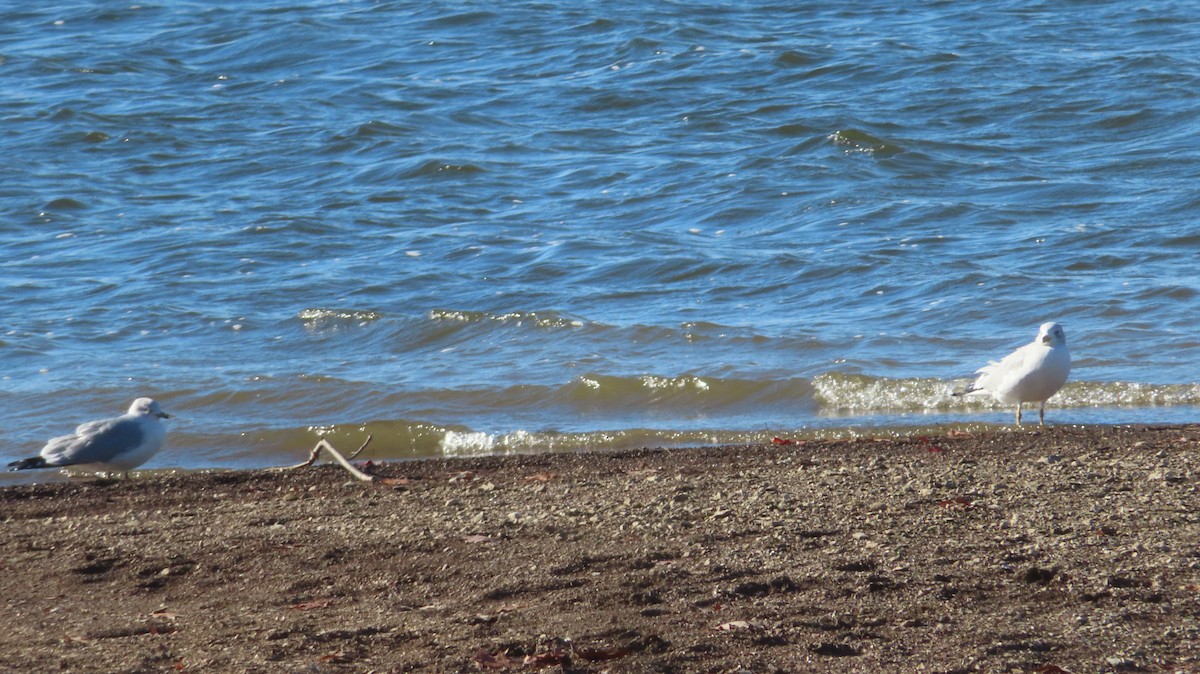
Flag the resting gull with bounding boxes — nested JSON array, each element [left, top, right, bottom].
[[8, 397, 171, 475]]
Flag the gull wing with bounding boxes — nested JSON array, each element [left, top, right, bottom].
[[41, 418, 145, 467], [972, 342, 1045, 389]]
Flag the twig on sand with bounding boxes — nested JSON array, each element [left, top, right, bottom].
[[273, 435, 376, 482]]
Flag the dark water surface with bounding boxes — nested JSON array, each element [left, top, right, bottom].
[[3, 1, 1200, 475]]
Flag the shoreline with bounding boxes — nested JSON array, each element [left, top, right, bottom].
[[3, 424, 1198, 672]]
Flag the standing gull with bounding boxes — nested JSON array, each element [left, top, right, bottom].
[[8, 397, 171, 475], [954, 322, 1071, 426]]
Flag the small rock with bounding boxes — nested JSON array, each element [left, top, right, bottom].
[[769, 575, 800, 593], [731, 581, 770, 597], [715, 620, 761, 632], [1022, 566, 1058, 585]]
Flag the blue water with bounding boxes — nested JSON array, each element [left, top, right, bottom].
[[3, 1, 1200, 476]]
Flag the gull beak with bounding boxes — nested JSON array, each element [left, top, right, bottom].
[[157, 411, 172, 419], [1041, 335, 1052, 345]]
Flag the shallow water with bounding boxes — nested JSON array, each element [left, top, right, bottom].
[[3, 1, 1199, 477]]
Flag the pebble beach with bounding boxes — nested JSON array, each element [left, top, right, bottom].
[[3, 425, 1198, 672]]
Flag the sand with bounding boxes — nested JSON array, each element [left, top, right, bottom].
[[3, 424, 1199, 673]]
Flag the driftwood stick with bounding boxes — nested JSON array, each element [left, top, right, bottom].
[[273, 435, 375, 482], [346, 437, 371, 460]]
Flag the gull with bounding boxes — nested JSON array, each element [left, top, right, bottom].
[[8, 397, 171, 476], [953, 322, 1071, 426]]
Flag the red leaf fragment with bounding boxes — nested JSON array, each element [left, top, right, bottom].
[[937, 496, 976, 511], [474, 649, 515, 670], [524, 472, 555, 482], [522, 649, 568, 667], [772, 437, 795, 445]]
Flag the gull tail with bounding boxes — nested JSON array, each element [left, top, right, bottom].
[[8, 456, 48, 471], [951, 384, 982, 398]]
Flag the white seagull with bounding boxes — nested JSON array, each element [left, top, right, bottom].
[[8, 397, 171, 475], [954, 322, 1071, 426]]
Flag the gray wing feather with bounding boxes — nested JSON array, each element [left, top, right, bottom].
[[42, 418, 145, 466]]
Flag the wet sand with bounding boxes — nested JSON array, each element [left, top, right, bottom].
[[3, 424, 1199, 673]]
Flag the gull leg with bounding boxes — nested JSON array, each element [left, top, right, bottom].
[[1038, 402, 1046, 426], [1015, 403, 1022, 427]]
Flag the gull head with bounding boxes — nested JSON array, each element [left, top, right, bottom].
[[1038, 322, 1066, 347], [128, 397, 171, 419]]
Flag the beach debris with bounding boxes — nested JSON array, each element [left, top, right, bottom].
[[715, 620, 766, 632], [522, 648, 568, 667], [71, 622, 178, 641], [937, 496, 976, 511], [809, 642, 859, 656], [917, 435, 944, 453], [574, 645, 631, 662], [473, 648, 516, 669], [272, 435, 375, 482], [288, 599, 333, 611], [472, 639, 629, 670], [1034, 664, 1076, 673]]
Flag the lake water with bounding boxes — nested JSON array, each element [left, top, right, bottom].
[[4, 1, 1200, 477]]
